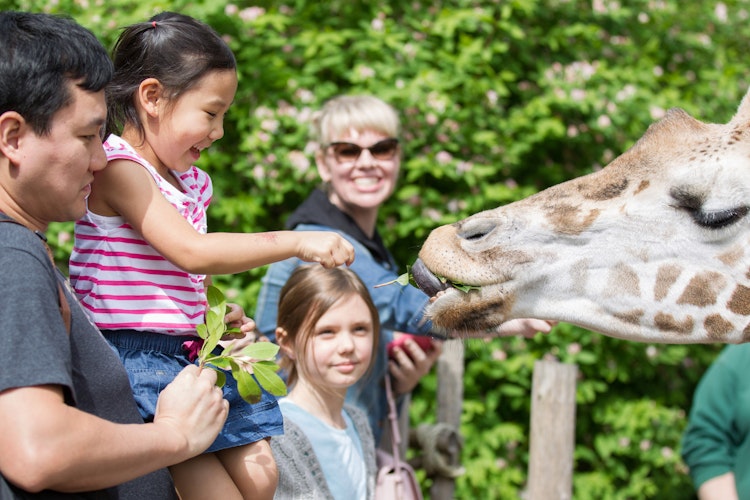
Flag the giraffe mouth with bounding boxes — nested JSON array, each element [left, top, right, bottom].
[[411, 258, 481, 297]]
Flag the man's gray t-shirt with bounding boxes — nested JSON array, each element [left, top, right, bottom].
[[0, 220, 176, 499]]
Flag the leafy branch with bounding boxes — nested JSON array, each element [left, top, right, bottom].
[[374, 265, 481, 293], [196, 286, 287, 404]]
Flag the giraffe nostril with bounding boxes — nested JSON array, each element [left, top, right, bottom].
[[457, 218, 497, 242]]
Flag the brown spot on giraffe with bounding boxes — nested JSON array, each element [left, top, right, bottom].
[[544, 204, 601, 235], [614, 309, 644, 325], [677, 271, 726, 307], [634, 180, 650, 195], [580, 178, 629, 201], [728, 284, 750, 316], [607, 263, 640, 297], [654, 312, 694, 334], [570, 259, 589, 295], [654, 265, 681, 301], [718, 246, 744, 267], [704, 314, 734, 340]]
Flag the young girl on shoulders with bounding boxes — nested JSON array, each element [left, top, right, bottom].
[[69, 12, 354, 500], [272, 265, 379, 499]]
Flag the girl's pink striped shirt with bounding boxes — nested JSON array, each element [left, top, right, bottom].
[[70, 134, 212, 336]]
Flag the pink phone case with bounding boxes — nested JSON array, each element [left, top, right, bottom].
[[387, 334, 434, 358]]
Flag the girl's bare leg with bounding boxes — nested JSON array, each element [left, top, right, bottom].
[[170, 453, 242, 500], [217, 438, 278, 500]]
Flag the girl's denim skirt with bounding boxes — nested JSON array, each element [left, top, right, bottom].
[[103, 329, 283, 453]]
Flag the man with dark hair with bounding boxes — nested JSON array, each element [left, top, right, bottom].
[[0, 12, 229, 498]]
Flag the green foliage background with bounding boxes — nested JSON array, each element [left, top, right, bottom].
[[7, 0, 749, 496]]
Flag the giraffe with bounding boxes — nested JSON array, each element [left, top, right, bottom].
[[412, 87, 750, 344]]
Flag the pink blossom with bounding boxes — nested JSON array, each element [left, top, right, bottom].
[[571, 88, 586, 101], [288, 150, 310, 172], [597, 115, 612, 128], [492, 349, 507, 361], [424, 208, 441, 222], [261, 119, 279, 133], [715, 2, 728, 22], [649, 106, 666, 120], [57, 231, 71, 244], [357, 66, 375, 79], [252, 165, 265, 181], [436, 151, 453, 164], [295, 88, 314, 103], [456, 161, 472, 174], [239, 6, 265, 22]]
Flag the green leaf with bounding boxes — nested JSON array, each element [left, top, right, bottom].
[[206, 355, 232, 370], [452, 282, 482, 293], [200, 333, 222, 360], [242, 342, 280, 360], [205, 285, 227, 317], [212, 367, 226, 389], [253, 360, 287, 397], [205, 309, 225, 338], [230, 360, 262, 404], [196, 323, 208, 340], [374, 271, 410, 288]]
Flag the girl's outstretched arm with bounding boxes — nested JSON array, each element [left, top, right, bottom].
[[88, 158, 354, 274]]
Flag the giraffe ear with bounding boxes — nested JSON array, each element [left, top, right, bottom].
[[729, 86, 750, 127]]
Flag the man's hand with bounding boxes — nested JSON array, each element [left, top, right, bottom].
[[494, 318, 556, 338], [153, 365, 228, 458]]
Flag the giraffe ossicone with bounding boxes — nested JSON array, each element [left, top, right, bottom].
[[414, 87, 750, 344]]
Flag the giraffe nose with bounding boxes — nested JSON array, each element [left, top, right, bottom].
[[411, 259, 451, 297], [456, 217, 498, 242]]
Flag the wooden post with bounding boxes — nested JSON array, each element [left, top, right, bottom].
[[527, 360, 577, 500], [430, 338, 465, 500]]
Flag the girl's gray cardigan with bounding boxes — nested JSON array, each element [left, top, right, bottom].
[[271, 403, 377, 499]]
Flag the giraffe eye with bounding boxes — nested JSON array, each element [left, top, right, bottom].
[[690, 207, 749, 229], [669, 186, 748, 230]]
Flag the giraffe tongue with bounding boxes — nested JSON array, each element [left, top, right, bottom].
[[411, 258, 451, 297]]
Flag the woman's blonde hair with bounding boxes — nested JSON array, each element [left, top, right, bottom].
[[311, 94, 400, 146], [276, 265, 380, 388]]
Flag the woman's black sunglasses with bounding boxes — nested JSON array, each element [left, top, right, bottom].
[[325, 138, 399, 163]]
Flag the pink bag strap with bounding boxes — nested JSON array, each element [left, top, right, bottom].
[[384, 374, 403, 470]]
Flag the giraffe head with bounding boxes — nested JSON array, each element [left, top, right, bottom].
[[414, 88, 750, 344]]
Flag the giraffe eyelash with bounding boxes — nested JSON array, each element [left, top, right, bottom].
[[668, 186, 748, 230], [690, 207, 749, 230]]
